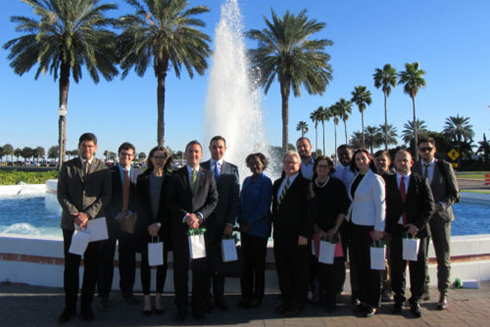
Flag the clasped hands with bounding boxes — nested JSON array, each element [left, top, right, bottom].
[[72, 212, 89, 229], [185, 213, 201, 229]]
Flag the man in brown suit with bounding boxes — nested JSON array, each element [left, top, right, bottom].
[[57, 133, 112, 323]]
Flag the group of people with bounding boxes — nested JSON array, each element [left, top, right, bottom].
[[56, 131, 459, 324]]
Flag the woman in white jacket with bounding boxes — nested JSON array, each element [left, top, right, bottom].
[[348, 149, 386, 317]]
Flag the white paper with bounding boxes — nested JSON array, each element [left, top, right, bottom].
[[85, 217, 108, 242], [318, 240, 335, 264], [402, 238, 420, 261], [370, 246, 386, 270], [68, 230, 91, 255], [188, 234, 206, 259], [221, 239, 238, 262], [148, 241, 164, 266]]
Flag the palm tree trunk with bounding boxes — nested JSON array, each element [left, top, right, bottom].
[[384, 91, 388, 151], [322, 121, 326, 155], [344, 121, 348, 144], [280, 78, 291, 151], [361, 111, 366, 148], [156, 59, 168, 147], [315, 124, 318, 153], [412, 96, 418, 161], [58, 63, 70, 172], [334, 124, 338, 160]]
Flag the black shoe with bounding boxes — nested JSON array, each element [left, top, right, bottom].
[[364, 306, 376, 317], [353, 303, 365, 313], [58, 309, 75, 324], [215, 298, 230, 311], [122, 293, 139, 304], [155, 308, 164, 315], [249, 298, 262, 308], [410, 303, 422, 317], [192, 310, 205, 320], [81, 308, 95, 322], [422, 291, 430, 301], [326, 304, 337, 313], [99, 297, 110, 311], [351, 297, 361, 306], [142, 308, 153, 316], [381, 289, 393, 302], [437, 294, 448, 310], [283, 306, 301, 317], [175, 310, 186, 322], [391, 302, 403, 314], [203, 298, 213, 312], [275, 302, 288, 314]]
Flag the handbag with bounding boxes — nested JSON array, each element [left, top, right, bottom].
[[402, 232, 420, 261], [148, 236, 164, 267], [221, 236, 238, 262], [370, 239, 386, 270], [187, 228, 207, 259]]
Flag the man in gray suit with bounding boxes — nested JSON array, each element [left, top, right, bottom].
[[57, 133, 112, 323], [413, 137, 460, 310], [201, 136, 240, 311]]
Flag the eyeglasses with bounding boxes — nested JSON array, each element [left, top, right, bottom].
[[317, 164, 329, 168], [119, 152, 134, 157], [419, 147, 433, 152], [153, 156, 167, 160]]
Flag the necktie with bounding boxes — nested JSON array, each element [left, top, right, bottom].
[[423, 164, 429, 179], [400, 176, 407, 224], [214, 161, 220, 184], [278, 177, 290, 206], [84, 160, 90, 176], [122, 169, 130, 213], [190, 169, 197, 192]]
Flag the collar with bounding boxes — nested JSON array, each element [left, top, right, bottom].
[[80, 157, 94, 165], [302, 157, 314, 165], [396, 171, 411, 179], [186, 165, 200, 174], [210, 158, 224, 167], [422, 158, 436, 167]]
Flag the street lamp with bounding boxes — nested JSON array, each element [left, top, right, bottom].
[[58, 105, 67, 171]]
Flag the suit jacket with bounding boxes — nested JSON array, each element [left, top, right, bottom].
[[201, 160, 239, 232], [412, 160, 459, 222], [347, 169, 386, 231], [168, 166, 219, 236], [57, 157, 112, 230], [385, 173, 435, 238], [135, 170, 173, 249], [271, 174, 315, 241]]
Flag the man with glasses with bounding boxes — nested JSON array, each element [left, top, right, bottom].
[[413, 137, 460, 310]]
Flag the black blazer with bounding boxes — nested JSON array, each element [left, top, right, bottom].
[[385, 173, 435, 238], [201, 160, 240, 231], [135, 170, 173, 249], [168, 166, 219, 237], [271, 174, 315, 240]]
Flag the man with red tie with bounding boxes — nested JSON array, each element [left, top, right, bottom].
[[385, 150, 434, 318]]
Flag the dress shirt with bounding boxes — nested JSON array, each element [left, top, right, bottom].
[[331, 164, 355, 191], [118, 164, 132, 185], [80, 157, 94, 172], [421, 159, 435, 184], [300, 157, 315, 180], [210, 158, 224, 174], [184, 165, 203, 222], [277, 172, 299, 200], [396, 172, 411, 224]]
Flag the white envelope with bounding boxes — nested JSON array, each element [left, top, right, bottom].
[[85, 217, 108, 242], [68, 230, 91, 255], [402, 237, 420, 261], [318, 240, 335, 264], [221, 239, 238, 262]]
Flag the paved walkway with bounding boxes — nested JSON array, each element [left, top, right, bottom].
[[1, 281, 489, 327]]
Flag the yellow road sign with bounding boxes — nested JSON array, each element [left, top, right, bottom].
[[448, 149, 460, 161], [451, 163, 458, 168]]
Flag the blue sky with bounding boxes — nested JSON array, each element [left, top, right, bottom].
[[1, 0, 489, 160]]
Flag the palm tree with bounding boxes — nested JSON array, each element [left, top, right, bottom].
[[349, 131, 364, 149], [443, 114, 475, 145], [2, 144, 14, 163], [34, 146, 45, 164], [399, 62, 426, 160], [364, 125, 383, 154], [4, 0, 119, 170], [310, 108, 323, 152], [334, 98, 352, 144], [373, 63, 397, 151], [14, 148, 22, 162], [119, 0, 212, 146], [476, 134, 490, 161], [351, 86, 372, 148], [402, 119, 428, 145], [318, 106, 332, 155], [378, 124, 398, 148], [247, 9, 333, 151], [328, 103, 343, 157], [296, 121, 309, 137]]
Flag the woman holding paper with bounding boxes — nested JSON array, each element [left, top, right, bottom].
[[135, 146, 172, 315], [237, 153, 273, 308], [310, 156, 349, 312], [348, 149, 386, 317]]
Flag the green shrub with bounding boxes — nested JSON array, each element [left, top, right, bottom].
[[0, 170, 59, 185]]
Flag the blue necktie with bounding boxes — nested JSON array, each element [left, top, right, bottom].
[[214, 161, 220, 184]]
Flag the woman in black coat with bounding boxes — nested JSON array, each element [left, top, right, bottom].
[[135, 146, 172, 315]]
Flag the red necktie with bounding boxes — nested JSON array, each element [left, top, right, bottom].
[[400, 176, 407, 224], [122, 169, 130, 213]]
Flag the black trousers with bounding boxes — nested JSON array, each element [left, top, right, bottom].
[[273, 237, 310, 310], [240, 233, 268, 301], [206, 229, 225, 301], [318, 257, 346, 307], [62, 229, 100, 312], [342, 221, 359, 299], [173, 233, 208, 315], [140, 242, 168, 295], [97, 231, 136, 298], [390, 225, 428, 305], [350, 224, 381, 308]]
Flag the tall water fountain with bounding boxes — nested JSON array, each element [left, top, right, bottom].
[[205, 0, 271, 179]]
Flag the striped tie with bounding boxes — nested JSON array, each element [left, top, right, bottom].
[[190, 169, 197, 192], [278, 177, 290, 206]]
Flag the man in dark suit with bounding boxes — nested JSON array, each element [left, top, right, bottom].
[[168, 140, 219, 321], [97, 142, 141, 309], [385, 150, 434, 317], [272, 151, 314, 317], [201, 136, 239, 311], [57, 133, 112, 323], [413, 137, 460, 310]]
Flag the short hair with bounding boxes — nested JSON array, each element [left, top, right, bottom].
[[313, 155, 335, 176], [395, 149, 412, 159], [418, 136, 435, 147], [350, 148, 376, 173], [245, 152, 269, 170], [374, 150, 390, 160], [283, 150, 301, 162], [185, 140, 203, 153], [146, 145, 170, 172], [118, 142, 135, 155], [337, 144, 352, 153], [79, 132, 97, 145], [296, 137, 312, 146], [209, 135, 226, 146]]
